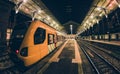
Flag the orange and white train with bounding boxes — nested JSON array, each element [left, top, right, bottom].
[[10, 20, 65, 66]]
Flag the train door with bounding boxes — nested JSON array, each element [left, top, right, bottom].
[[48, 34, 55, 52]]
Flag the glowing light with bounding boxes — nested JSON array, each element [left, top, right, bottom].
[[70, 25, 73, 34], [118, 4, 120, 7], [86, 21, 89, 23], [53, 21, 56, 24], [97, 20, 99, 24], [99, 13, 103, 17], [93, 19, 96, 23], [96, 7, 102, 11], [109, 3, 113, 7], [38, 10, 43, 13], [23, 0, 28, 3], [24, 7, 29, 14], [90, 15, 94, 18], [16, 50, 19, 54], [47, 16, 50, 20], [105, 14, 108, 18]]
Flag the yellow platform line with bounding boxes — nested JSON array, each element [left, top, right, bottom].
[[49, 39, 69, 62], [37, 40, 69, 74], [72, 39, 83, 74], [72, 39, 82, 63]]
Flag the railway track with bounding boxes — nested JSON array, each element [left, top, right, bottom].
[[81, 40, 120, 70], [0, 51, 22, 74], [78, 40, 120, 74], [84, 40, 120, 60]]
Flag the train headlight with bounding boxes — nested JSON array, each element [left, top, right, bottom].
[[20, 47, 28, 57], [16, 50, 19, 54]]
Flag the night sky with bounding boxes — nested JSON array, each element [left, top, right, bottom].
[[41, 0, 93, 24]]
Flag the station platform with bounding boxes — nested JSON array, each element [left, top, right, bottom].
[[37, 39, 83, 74], [83, 39, 120, 46], [2, 39, 119, 74]]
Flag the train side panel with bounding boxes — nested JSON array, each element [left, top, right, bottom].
[[18, 21, 50, 66]]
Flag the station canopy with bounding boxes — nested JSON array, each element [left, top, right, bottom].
[[10, 0, 119, 35]]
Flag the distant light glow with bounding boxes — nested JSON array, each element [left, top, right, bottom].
[[118, 4, 120, 7], [23, 0, 28, 3], [93, 19, 96, 23], [38, 10, 43, 13], [99, 13, 103, 17], [96, 7, 102, 11], [24, 8, 29, 13], [86, 21, 89, 23], [16, 50, 19, 54], [53, 21, 55, 24], [97, 20, 99, 24], [70, 25, 73, 34], [105, 14, 108, 18], [47, 16, 50, 20], [90, 15, 94, 18], [84, 24, 87, 26]]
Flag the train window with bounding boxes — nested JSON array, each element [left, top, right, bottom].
[[10, 22, 31, 40], [34, 28, 46, 44], [48, 34, 54, 44]]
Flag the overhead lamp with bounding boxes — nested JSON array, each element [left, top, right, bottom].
[[15, 0, 28, 14], [47, 16, 50, 20], [70, 25, 73, 34], [96, 20, 99, 24], [32, 10, 44, 21], [32, 11, 37, 21], [53, 21, 55, 24], [15, 0, 23, 14], [83, 24, 87, 27], [96, 7, 102, 11], [99, 13, 103, 17], [90, 15, 94, 18], [95, 6, 108, 18], [93, 19, 96, 23], [38, 9, 43, 13], [86, 20, 89, 23], [37, 16, 42, 20]]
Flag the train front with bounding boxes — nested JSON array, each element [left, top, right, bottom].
[[9, 21, 31, 66]]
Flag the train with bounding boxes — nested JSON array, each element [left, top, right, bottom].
[[9, 20, 65, 66]]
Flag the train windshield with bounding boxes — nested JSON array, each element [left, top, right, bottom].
[[10, 21, 31, 52]]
